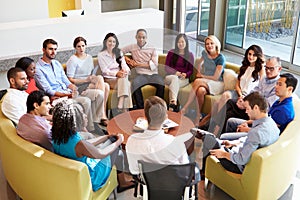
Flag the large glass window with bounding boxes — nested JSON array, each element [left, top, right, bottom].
[[185, 0, 199, 36], [198, 0, 210, 37], [225, 0, 300, 70], [293, 13, 300, 66], [225, 0, 246, 47]]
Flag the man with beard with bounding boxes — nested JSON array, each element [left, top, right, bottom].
[[1, 67, 29, 125], [35, 39, 103, 132]]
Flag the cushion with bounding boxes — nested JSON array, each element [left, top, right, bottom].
[[223, 68, 237, 91]]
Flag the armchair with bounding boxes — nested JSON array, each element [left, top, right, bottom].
[[204, 96, 300, 200]]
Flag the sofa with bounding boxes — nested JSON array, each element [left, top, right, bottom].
[[91, 54, 240, 114], [0, 104, 118, 200], [204, 96, 300, 200]]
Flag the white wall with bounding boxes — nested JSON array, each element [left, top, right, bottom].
[[141, 0, 159, 9], [0, 0, 48, 23], [0, 8, 164, 89], [0, 8, 164, 58], [75, 0, 102, 15]]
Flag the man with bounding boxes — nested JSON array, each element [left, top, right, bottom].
[[122, 29, 165, 109], [35, 39, 104, 131], [210, 56, 282, 135], [1, 67, 29, 125], [126, 96, 191, 175], [17, 90, 53, 151], [226, 73, 298, 135], [195, 92, 280, 174]]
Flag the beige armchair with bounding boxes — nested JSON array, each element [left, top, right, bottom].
[[204, 96, 300, 200]]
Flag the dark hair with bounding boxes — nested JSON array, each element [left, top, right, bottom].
[[171, 33, 192, 69], [7, 67, 24, 81], [244, 92, 268, 113], [26, 90, 47, 113], [43, 39, 58, 49], [280, 73, 298, 93], [73, 36, 87, 48], [101, 33, 122, 69], [239, 45, 264, 82], [15, 57, 34, 71], [51, 100, 76, 145], [136, 29, 147, 35], [144, 96, 167, 127]]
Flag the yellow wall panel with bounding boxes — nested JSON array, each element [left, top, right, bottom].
[[48, 0, 75, 18]]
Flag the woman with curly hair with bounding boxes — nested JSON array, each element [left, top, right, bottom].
[[52, 99, 135, 192]]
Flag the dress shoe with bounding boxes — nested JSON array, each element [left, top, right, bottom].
[[190, 128, 209, 140]]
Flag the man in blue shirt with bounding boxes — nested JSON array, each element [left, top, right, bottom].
[[35, 39, 104, 131], [195, 92, 280, 174], [225, 73, 298, 135]]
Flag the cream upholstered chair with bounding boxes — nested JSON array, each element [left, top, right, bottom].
[[204, 96, 300, 200]]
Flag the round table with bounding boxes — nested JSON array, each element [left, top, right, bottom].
[[107, 109, 195, 154]]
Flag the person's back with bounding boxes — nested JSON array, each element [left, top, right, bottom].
[[126, 96, 189, 174]]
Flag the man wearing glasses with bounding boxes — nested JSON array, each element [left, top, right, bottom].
[[212, 56, 282, 134]]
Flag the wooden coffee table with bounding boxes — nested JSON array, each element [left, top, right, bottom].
[[107, 109, 195, 154]]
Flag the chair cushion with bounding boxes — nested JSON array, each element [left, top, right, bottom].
[[223, 68, 237, 91]]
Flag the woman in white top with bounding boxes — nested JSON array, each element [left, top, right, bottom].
[[199, 45, 265, 132], [98, 33, 132, 113], [66, 36, 110, 126]]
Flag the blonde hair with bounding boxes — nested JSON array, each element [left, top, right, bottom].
[[204, 35, 221, 54]]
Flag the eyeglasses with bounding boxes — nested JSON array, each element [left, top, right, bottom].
[[265, 66, 276, 71]]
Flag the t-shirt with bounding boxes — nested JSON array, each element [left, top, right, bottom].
[[269, 96, 294, 133], [201, 50, 225, 81], [53, 132, 111, 191]]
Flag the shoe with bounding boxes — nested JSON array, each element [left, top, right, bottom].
[[112, 108, 124, 117], [99, 118, 109, 127], [117, 181, 136, 193], [190, 128, 208, 140], [168, 103, 179, 112]]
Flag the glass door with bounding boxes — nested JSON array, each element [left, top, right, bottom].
[[225, 0, 247, 48], [185, 0, 200, 38], [198, 0, 210, 39]]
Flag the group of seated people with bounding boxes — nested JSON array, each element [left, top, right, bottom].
[[0, 27, 299, 196]]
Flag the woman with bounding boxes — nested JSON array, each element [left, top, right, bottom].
[[199, 45, 265, 134], [181, 35, 226, 124], [66, 36, 110, 126], [51, 99, 135, 192], [15, 57, 39, 94], [164, 33, 194, 112], [98, 33, 132, 114]]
